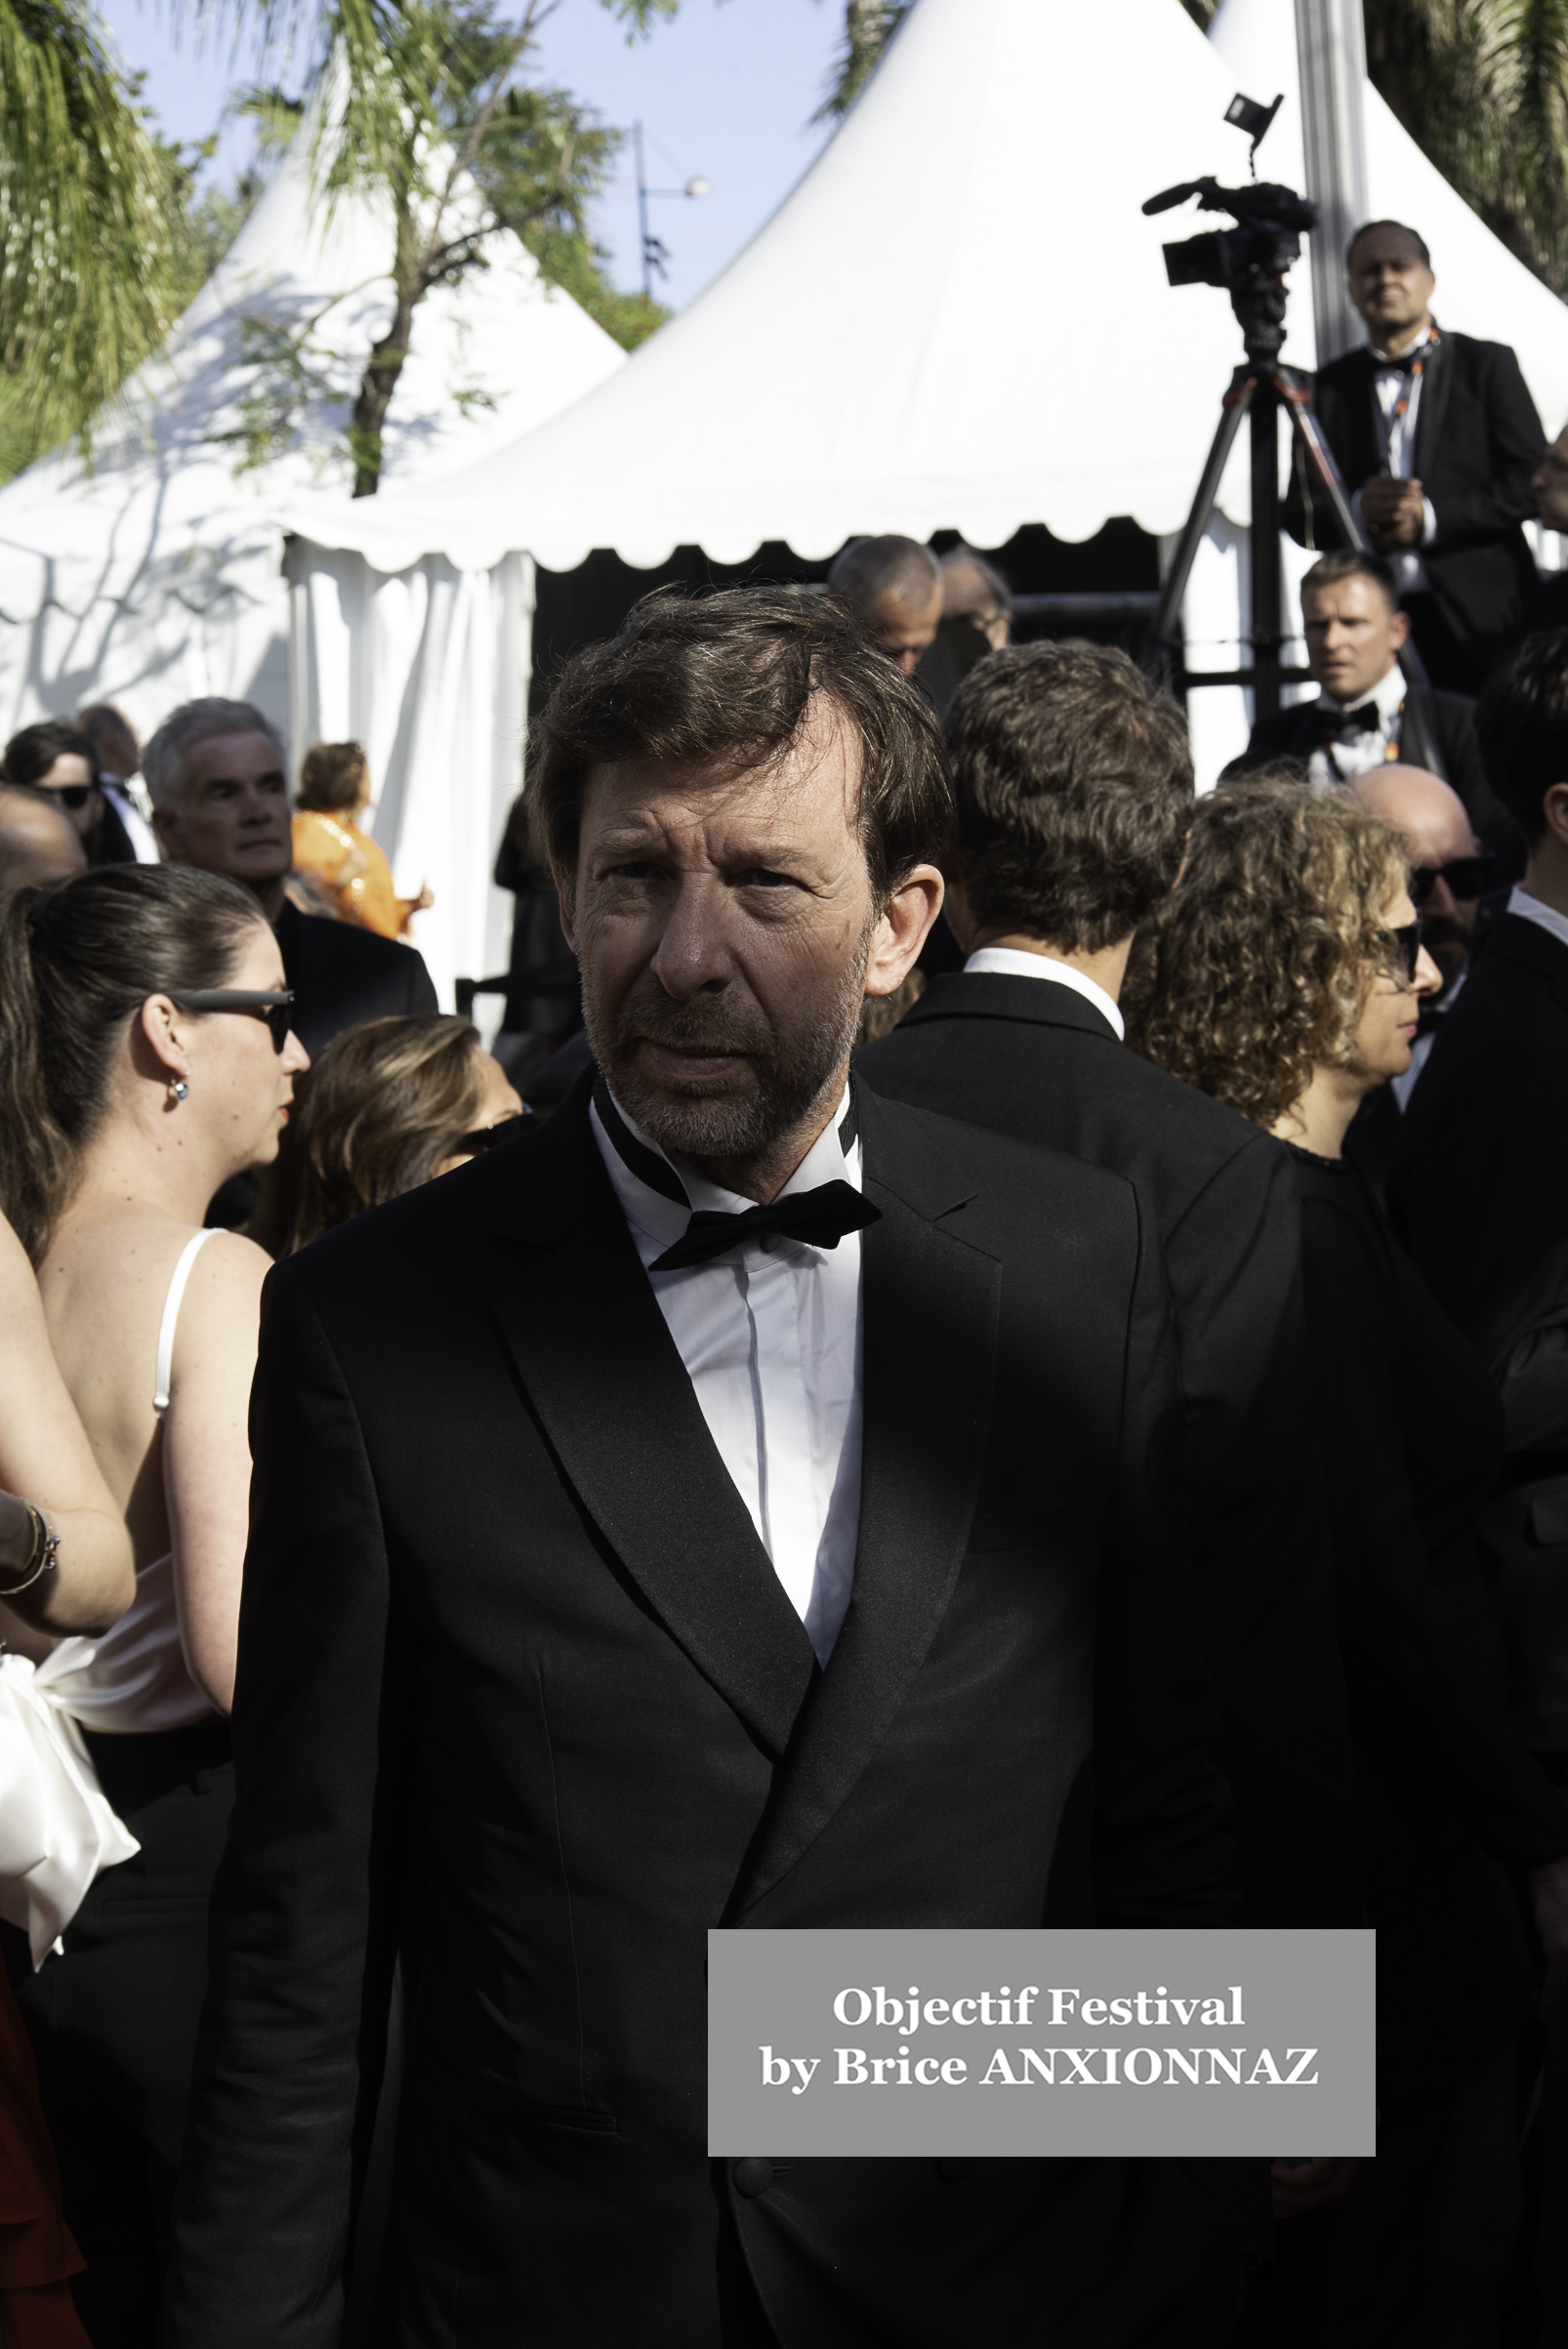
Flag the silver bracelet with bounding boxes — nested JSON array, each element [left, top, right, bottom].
[[0, 1500, 60, 1598]]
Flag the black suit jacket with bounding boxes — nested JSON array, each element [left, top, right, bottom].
[[167, 1078, 1245, 2349], [275, 894, 438, 1058], [859, 971, 1360, 1928], [1239, 683, 1523, 873], [1391, 912, 1568, 1748], [1290, 331, 1546, 665]]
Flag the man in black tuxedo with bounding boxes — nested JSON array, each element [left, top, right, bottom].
[[1389, 629, 1568, 2336], [859, 641, 1358, 1935], [143, 697, 437, 1056], [1342, 762, 1495, 1205], [167, 590, 1248, 2348], [1392, 632, 1568, 1761], [1289, 220, 1546, 694], [1239, 550, 1522, 866]]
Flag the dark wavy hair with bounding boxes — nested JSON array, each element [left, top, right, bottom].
[[0, 865, 267, 1258], [260, 1015, 488, 1255], [3, 720, 101, 791], [527, 583, 953, 902], [1124, 772, 1410, 1130], [1475, 628, 1568, 845], [945, 641, 1193, 952]]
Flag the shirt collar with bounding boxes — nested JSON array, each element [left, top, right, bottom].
[[962, 945, 1125, 1041], [1368, 322, 1436, 367], [592, 1080, 862, 1257], [1321, 659, 1406, 722], [1508, 885, 1568, 959]]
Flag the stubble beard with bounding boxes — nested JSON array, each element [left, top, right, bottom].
[[585, 934, 874, 1167]]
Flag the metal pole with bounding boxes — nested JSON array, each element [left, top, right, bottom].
[[1250, 384, 1285, 719], [636, 120, 652, 303], [1294, 0, 1370, 364]]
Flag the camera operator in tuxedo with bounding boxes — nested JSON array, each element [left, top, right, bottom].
[[1240, 550, 1521, 870], [1288, 220, 1546, 695], [166, 587, 1252, 2349]]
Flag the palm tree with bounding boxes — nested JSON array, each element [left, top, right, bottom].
[[0, 0, 198, 471]]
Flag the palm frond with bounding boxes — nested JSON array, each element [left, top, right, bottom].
[[0, 0, 190, 455]]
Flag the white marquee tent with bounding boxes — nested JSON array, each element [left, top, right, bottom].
[[282, 0, 1568, 994], [0, 104, 626, 1002], [1183, 0, 1568, 773]]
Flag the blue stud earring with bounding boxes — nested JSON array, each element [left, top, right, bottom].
[[168, 1078, 188, 1104]]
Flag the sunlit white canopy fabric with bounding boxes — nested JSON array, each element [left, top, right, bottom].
[[283, 0, 1264, 574], [1186, 0, 1568, 779], [0, 106, 625, 743]]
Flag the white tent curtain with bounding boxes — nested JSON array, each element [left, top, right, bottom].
[[283, 0, 1568, 802], [287, 544, 533, 1010]]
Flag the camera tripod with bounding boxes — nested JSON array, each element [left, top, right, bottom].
[[1143, 253, 1382, 718]]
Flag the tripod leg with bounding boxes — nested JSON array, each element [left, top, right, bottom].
[[1279, 377, 1365, 551], [1143, 376, 1252, 676]]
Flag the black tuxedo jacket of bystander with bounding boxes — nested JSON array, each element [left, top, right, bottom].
[[1288, 331, 1546, 666], [1391, 913, 1568, 1748], [274, 893, 438, 1058], [859, 971, 1362, 1928], [166, 1075, 1245, 2349]]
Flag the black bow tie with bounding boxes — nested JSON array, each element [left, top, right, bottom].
[[650, 1180, 879, 1271], [593, 1076, 881, 1270], [1310, 701, 1382, 747]]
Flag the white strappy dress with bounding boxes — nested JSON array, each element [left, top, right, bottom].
[[0, 1229, 219, 1963]]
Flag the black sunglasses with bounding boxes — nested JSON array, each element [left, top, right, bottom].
[[1411, 854, 1496, 906], [50, 784, 95, 811], [167, 989, 296, 1051], [454, 1113, 528, 1157], [1382, 922, 1422, 980]]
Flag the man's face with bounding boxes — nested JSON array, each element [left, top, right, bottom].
[[152, 731, 292, 894], [866, 579, 943, 676], [1302, 576, 1408, 704], [0, 797, 87, 888], [34, 751, 101, 842], [1348, 227, 1436, 349], [561, 699, 910, 1171], [1536, 427, 1568, 535], [1402, 795, 1483, 982]]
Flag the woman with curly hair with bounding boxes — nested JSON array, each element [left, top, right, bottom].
[[1132, 771, 1568, 2344]]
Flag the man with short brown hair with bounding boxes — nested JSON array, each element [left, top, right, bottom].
[[1240, 552, 1506, 856], [169, 590, 1246, 2349], [861, 639, 1360, 1935]]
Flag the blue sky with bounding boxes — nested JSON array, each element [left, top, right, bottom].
[[99, 0, 846, 312]]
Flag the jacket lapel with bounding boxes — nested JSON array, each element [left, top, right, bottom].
[[1414, 330, 1453, 480], [489, 1086, 817, 1760], [729, 1087, 1002, 1918]]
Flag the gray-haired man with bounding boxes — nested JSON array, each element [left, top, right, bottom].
[[145, 697, 436, 1057]]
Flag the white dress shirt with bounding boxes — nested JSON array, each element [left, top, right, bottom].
[[1508, 884, 1568, 957], [100, 776, 161, 864], [593, 1086, 864, 1665], [963, 943, 1125, 1040], [1350, 326, 1440, 598], [1307, 656, 1408, 789]]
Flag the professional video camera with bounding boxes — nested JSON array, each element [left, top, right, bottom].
[[1142, 177, 1319, 294]]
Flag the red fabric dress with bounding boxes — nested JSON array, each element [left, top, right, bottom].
[[0, 1968, 90, 2349]]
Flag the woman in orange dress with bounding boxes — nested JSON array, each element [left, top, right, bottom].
[[289, 743, 433, 940]]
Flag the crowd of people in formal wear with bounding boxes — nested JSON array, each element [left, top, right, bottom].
[[0, 209, 1567, 2348]]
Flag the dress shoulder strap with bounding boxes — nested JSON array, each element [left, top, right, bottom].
[[153, 1229, 220, 1417]]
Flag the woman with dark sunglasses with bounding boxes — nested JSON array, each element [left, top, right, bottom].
[[2, 721, 104, 850], [1129, 772, 1568, 2345], [0, 864, 308, 2349], [251, 1011, 523, 1257]]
